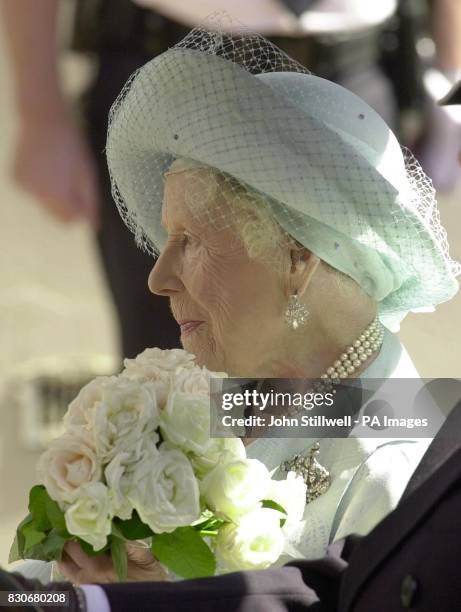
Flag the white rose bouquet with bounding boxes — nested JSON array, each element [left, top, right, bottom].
[[10, 349, 306, 580]]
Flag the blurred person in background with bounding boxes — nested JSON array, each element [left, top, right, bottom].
[[439, 79, 461, 165], [0, 0, 402, 362], [0, 0, 181, 360], [418, 0, 461, 191]]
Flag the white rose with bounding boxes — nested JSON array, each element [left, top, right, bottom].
[[123, 348, 196, 378], [92, 379, 159, 463], [200, 454, 271, 521], [267, 472, 307, 536], [104, 451, 135, 520], [172, 366, 226, 394], [122, 368, 171, 409], [215, 508, 285, 572], [37, 436, 102, 506], [190, 437, 246, 477], [159, 391, 212, 455], [64, 482, 112, 551], [103, 435, 157, 521], [64, 376, 118, 444], [128, 444, 200, 533]]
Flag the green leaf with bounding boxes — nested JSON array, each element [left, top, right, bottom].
[[45, 495, 67, 533], [8, 534, 21, 563], [28, 486, 52, 532], [193, 516, 224, 538], [42, 529, 67, 562], [111, 536, 128, 582], [191, 509, 214, 526], [115, 512, 154, 540], [261, 499, 288, 515], [78, 539, 108, 557], [111, 523, 127, 541], [14, 512, 63, 563], [9, 514, 33, 562], [261, 500, 288, 528], [19, 528, 69, 563], [151, 527, 215, 579], [192, 518, 224, 533], [22, 522, 46, 551], [21, 542, 48, 561]]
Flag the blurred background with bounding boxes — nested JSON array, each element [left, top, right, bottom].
[[1, 0, 460, 567]]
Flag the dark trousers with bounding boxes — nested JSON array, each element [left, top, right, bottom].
[[82, 51, 181, 359]]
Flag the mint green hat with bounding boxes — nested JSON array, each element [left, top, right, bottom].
[[106, 22, 460, 331]]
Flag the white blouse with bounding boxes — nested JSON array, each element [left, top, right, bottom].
[[246, 328, 435, 561]]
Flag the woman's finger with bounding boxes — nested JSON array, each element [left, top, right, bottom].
[[57, 555, 82, 584], [125, 543, 168, 581], [126, 542, 156, 566], [64, 541, 113, 575], [63, 541, 91, 568]]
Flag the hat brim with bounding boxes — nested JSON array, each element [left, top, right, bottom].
[[106, 48, 459, 313]]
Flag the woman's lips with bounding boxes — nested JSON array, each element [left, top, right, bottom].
[[178, 320, 204, 335]]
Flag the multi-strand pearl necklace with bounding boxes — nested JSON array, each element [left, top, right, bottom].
[[311, 315, 384, 393], [322, 315, 383, 380]]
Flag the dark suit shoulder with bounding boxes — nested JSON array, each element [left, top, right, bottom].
[[341, 445, 461, 611]]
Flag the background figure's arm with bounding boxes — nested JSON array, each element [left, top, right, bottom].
[[1, 0, 63, 118], [433, 0, 461, 75], [0, 0, 99, 226], [417, 0, 461, 191]]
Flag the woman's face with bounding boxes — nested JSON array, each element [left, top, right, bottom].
[[148, 170, 290, 376]]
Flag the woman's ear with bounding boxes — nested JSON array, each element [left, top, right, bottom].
[[287, 244, 320, 297]]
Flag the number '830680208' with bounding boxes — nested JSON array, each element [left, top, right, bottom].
[[1, 590, 68, 605]]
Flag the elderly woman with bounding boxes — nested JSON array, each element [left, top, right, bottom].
[[15, 22, 460, 583]]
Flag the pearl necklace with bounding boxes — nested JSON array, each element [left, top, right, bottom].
[[283, 315, 384, 502], [322, 315, 383, 381], [308, 315, 384, 395]]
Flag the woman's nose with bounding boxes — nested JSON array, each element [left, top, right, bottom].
[[148, 247, 183, 296]]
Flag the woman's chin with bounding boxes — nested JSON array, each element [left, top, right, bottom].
[[181, 338, 226, 372]]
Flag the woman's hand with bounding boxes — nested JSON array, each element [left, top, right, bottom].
[[57, 541, 168, 584]]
